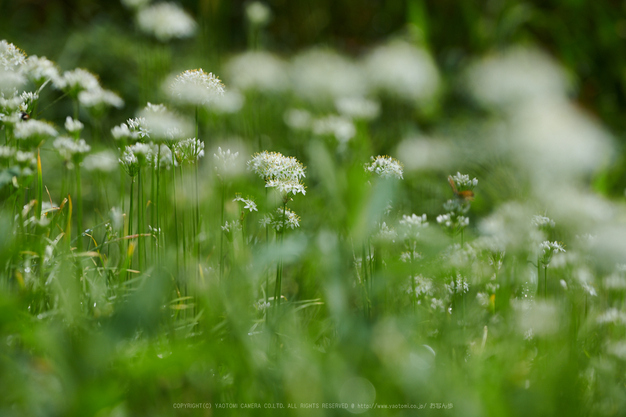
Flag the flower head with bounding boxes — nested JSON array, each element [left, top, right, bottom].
[[0, 40, 26, 72], [173, 138, 204, 165], [365, 155, 403, 179], [167, 68, 225, 105], [137, 2, 197, 42], [14, 119, 58, 142], [248, 151, 306, 196], [53, 136, 91, 166], [271, 207, 300, 230], [23, 56, 61, 85], [233, 195, 258, 212]]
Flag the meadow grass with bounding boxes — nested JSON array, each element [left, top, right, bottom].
[[0, 20, 625, 417]]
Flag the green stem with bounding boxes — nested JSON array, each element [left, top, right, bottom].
[[75, 163, 83, 252], [219, 180, 225, 282]]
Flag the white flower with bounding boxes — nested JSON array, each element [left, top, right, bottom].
[[0, 146, 15, 160], [167, 68, 225, 105], [312, 115, 356, 143], [290, 48, 367, 103], [532, 215, 555, 229], [233, 195, 258, 212], [364, 40, 440, 103], [120, 147, 139, 177], [283, 108, 312, 131], [271, 207, 300, 230], [173, 138, 204, 165], [137, 103, 193, 140], [411, 275, 433, 298], [14, 119, 58, 140], [78, 87, 124, 109], [58, 68, 100, 95], [65, 116, 84, 134], [83, 150, 118, 172], [207, 89, 244, 114], [225, 51, 287, 93], [0, 40, 26, 71], [121, 0, 150, 9], [335, 96, 380, 120], [53, 136, 90, 162], [214, 147, 241, 177], [450, 172, 478, 190], [465, 47, 569, 108], [539, 240, 566, 265], [23, 56, 61, 85], [248, 151, 306, 196], [437, 213, 452, 227], [222, 220, 241, 233], [245, 1, 272, 26], [15, 150, 35, 167], [375, 222, 397, 242], [137, 2, 197, 42], [399, 213, 428, 240], [445, 274, 470, 294], [365, 155, 403, 179]]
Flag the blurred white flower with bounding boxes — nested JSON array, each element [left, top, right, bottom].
[[225, 51, 287, 93], [83, 150, 118, 172], [395, 136, 453, 172], [167, 68, 225, 105], [137, 103, 193, 140], [248, 151, 306, 196], [137, 2, 197, 42], [23, 56, 61, 85], [399, 214, 428, 240], [14, 119, 58, 141], [283, 108, 312, 131], [290, 48, 367, 103], [312, 115, 356, 144], [65, 116, 84, 134], [245, 1, 272, 27], [233, 195, 258, 212], [466, 47, 570, 109], [532, 215, 555, 229], [53, 136, 90, 163], [78, 87, 124, 109], [214, 147, 242, 178], [335, 96, 380, 120], [207, 89, 244, 114], [57, 68, 100, 95], [364, 40, 439, 104], [0, 40, 26, 71], [121, 0, 151, 9]]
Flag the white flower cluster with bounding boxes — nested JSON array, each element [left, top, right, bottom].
[[213, 147, 240, 178], [335, 96, 380, 120], [312, 115, 356, 144], [136, 2, 197, 42], [245, 1, 272, 26], [23, 56, 62, 85], [173, 138, 204, 165], [64, 116, 84, 134], [365, 155, 404, 180], [137, 103, 193, 140], [225, 51, 287, 93], [14, 119, 58, 141], [53, 136, 91, 164], [270, 207, 300, 230], [539, 241, 566, 265], [248, 151, 306, 196], [233, 196, 258, 212], [450, 172, 478, 190], [112, 117, 149, 141], [400, 213, 428, 229], [83, 150, 118, 173], [167, 69, 225, 105], [532, 215, 555, 229], [0, 40, 26, 71], [411, 275, 434, 298], [445, 274, 470, 295]]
